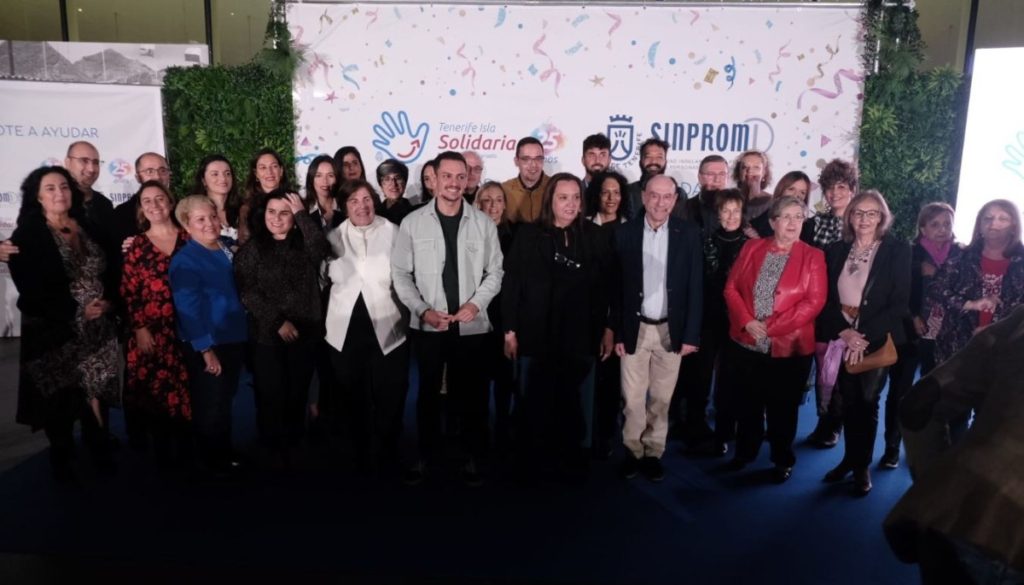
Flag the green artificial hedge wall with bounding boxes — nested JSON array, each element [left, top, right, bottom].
[[161, 62, 295, 197], [858, 1, 966, 239]]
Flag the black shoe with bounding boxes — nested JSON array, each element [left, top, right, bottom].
[[712, 441, 729, 457], [619, 455, 640, 480], [641, 457, 665, 482], [853, 467, 872, 496], [809, 430, 840, 449], [403, 461, 427, 486], [462, 459, 484, 488], [685, 420, 715, 446], [727, 457, 750, 472], [880, 446, 900, 469], [823, 462, 852, 483], [772, 465, 793, 484]]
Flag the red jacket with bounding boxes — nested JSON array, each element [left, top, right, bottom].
[[723, 238, 826, 358]]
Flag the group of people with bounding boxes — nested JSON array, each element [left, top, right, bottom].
[[5, 136, 1022, 498]]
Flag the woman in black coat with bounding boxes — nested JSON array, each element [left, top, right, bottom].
[[9, 166, 120, 480], [817, 190, 910, 496], [501, 172, 611, 477]]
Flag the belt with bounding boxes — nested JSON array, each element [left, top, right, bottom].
[[841, 304, 860, 320], [639, 315, 669, 325]]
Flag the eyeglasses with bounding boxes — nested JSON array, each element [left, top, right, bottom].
[[553, 252, 581, 270], [518, 156, 545, 165], [381, 175, 404, 186], [68, 156, 102, 166], [851, 210, 881, 220], [139, 167, 172, 177]]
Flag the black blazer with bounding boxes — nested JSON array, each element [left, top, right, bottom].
[[817, 235, 911, 350], [611, 215, 703, 353]]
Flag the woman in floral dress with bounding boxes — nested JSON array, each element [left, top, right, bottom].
[[121, 181, 191, 465]]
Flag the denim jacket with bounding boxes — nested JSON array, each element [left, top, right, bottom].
[[391, 200, 504, 335]]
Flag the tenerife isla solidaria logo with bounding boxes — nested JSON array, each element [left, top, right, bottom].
[[372, 111, 429, 164], [607, 115, 635, 162]]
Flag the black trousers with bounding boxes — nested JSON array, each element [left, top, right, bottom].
[[685, 325, 726, 427], [482, 330, 516, 452], [412, 329, 488, 461], [731, 343, 812, 467], [250, 339, 316, 449], [521, 354, 594, 461], [44, 396, 106, 470], [836, 365, 890, 469], [330, 332, 410, 469], [593, 353, 621, 449], [186, 343, 244, 469], [884, 341, 919, 450]]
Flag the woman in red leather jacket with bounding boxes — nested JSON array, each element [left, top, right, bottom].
[[723, 196, 827, 483]]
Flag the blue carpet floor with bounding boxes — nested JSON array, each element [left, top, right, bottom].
[[0, 374, 918, 584]]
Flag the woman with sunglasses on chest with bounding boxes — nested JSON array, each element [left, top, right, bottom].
[[501, 173, 611, 479]]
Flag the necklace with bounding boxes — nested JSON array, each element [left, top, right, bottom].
[[846, 241, 878, 275]]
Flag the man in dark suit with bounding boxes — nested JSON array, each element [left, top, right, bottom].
[[612, 174, 703, 481]]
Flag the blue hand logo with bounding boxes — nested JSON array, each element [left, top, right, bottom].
[[372, 111, 429, 164]]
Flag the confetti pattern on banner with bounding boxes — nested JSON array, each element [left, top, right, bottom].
[[808, 36, 841, 87], [769, 41, 791, 84], [532, 35, 564, 96], [647, 42, 660, 68], [287, 2, 864, 208], [798, 68, 864, 109], [724, 56, 737, 89], [605, 12, 622, 49], [319, 9, 333, 33], [456, 43, 477, 89], [340, 62, 360, 90]]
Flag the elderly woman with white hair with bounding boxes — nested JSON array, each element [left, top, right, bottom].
[[169, 194, 249, 476]]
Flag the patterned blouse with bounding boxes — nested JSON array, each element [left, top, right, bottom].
[[805, 213, 843, 250], [744, 251, 790, 354]]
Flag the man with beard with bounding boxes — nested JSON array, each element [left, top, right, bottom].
[[625, 138, 685, 220], [581, 133, 611, 191]]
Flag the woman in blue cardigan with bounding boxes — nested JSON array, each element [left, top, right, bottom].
[[169, 195, 248, 476]]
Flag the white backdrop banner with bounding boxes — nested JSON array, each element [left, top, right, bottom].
[[288, 2, 865, 200], [0, 79, 166, 336]]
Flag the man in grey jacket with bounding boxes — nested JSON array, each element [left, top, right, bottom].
[[392, 150, 504, 486]]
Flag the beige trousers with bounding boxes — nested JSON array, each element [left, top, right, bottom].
[[620, 322, 682, 459]]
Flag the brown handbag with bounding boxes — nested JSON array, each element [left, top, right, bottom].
[[845, 333, 898, 374]]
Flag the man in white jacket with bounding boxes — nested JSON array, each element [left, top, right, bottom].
[[391, 150, 504, 486]]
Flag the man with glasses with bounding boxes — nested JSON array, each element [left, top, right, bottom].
[[0, 141, 116, 262], [461, 150, 484, 204], [625, 138, 686, 220], [612, 174, 703, 482], [684, 154, 731, 235], [111, 152, 172, 246], [501, 137, 550, 224]]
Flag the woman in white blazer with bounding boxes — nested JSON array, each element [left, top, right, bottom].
[[324, 180, 409, 476]]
